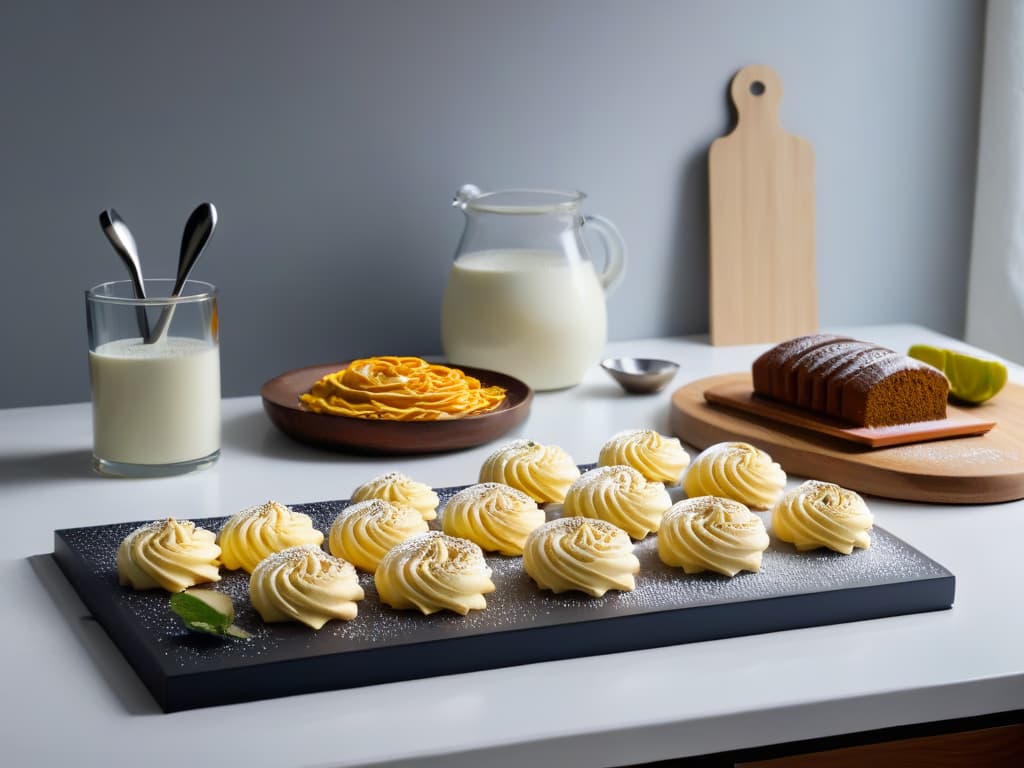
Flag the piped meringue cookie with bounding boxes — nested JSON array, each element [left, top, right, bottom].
[[350, 472, 439, 521], [441, 482, 545, 556], [217, 500, 325, 573], [328, 499, 429, 573], [683, 442, 786, 510], [117, 518, 222, 592], [772, 480, 873, 554], [562, 465, 671, 540], [598, 429, 691, 485], [249, 545, 365, 630], [375, 531, 496, 615], [657, 496, 769, 577], [523, 517, 640, 597], [478, 439, 581, 503]]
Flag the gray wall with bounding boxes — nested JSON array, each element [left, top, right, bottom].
[[0, 0, 984, 408]]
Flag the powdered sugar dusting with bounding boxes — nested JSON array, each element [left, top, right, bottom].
[[231, 500, 291, 521], [127, 518, 199, 537], [570, 464, 643, 492], [897, 443, 1017, 465], [385, 530, 482, 562], [337, 498, 396, 520], [668, 496, 751, 521], [258, 544, 340, 570], [367, 471, 408, 483], [537, 516, 623, 536], [447, 482, 532, 505]]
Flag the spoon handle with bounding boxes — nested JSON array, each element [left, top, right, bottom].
[[145, 203, 217, 344], [145, 293, 177, 345], [134, 299, 152, 341], [99, 209, 151, 339]]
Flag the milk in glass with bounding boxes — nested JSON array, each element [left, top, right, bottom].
[[89, 337, 220, 465]]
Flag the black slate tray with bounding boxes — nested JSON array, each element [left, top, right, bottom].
[[52, 483, 955, 713]]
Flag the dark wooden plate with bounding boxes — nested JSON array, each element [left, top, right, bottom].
[[260, 362, 533, 454]]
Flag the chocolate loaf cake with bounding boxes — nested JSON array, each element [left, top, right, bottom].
[[752, 335, 949, 426]]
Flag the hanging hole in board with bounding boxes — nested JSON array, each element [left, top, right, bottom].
[[750, 81, 766, 96]]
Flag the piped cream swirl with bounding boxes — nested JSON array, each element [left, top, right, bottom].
[[350, 472, 439, 521], [657, 496, 769, 576], [772, 480, 873, 554], [328, 499, 429, 572], [683, 442, 786, 509], [117, 518, 222, 592], [523, 517, 639, 597], [217, 501, 324, 573], [479, 439, 580, 503], [562, 465, 671, 540], [598, 429, 690, 485], [441, 482, 545, 556], [249, 545, 365, 629], [374, 532, 495, 615]]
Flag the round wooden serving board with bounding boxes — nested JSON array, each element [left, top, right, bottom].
[[670, 373, 1024, 504]]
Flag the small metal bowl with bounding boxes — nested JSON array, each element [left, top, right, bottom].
[[600, 357, 680, 395]]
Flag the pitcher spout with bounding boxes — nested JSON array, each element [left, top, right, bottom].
[[452, 184, 482, 210]]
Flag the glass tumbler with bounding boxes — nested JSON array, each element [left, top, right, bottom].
[[85, 279, 220, 477]]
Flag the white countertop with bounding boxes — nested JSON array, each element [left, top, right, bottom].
[[4, 324, 1022, 767]]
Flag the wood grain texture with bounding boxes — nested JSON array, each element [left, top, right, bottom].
[[670, 374, 1024, 504], [734, 723, 1024, 768], [709, 65, 817, 346]]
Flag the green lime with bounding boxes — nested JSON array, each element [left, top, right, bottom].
[[907, 344, 1008, 404]]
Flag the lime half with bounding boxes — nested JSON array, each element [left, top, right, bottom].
[[907, 344, 1008, 404]]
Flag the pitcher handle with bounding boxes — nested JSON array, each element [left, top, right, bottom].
[[583, 214, 626, 294]]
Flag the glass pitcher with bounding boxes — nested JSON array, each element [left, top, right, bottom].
[[441, 184, 626, 390]]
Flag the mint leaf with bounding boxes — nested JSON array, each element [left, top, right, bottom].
[[170, 589, 250, 639]]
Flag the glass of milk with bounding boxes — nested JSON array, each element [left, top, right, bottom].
[[442, 186, 626, 390], [85, 279, 220, 477]]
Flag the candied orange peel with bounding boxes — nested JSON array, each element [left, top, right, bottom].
[[299, 356, 507, 421]]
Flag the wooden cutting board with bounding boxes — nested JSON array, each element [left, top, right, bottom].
[[709, 65, 817, 346], [670, 373, 1024, 504], [702, 376, 996, 448]]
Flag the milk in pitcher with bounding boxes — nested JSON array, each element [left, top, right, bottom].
[[441, 249, 606, 390]]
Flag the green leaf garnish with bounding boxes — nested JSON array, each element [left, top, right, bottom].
[[170, 589, 251, 639]]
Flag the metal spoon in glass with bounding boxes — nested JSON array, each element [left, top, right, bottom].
[[145, 202, 218, 344], [99, 208, 151, 339]]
